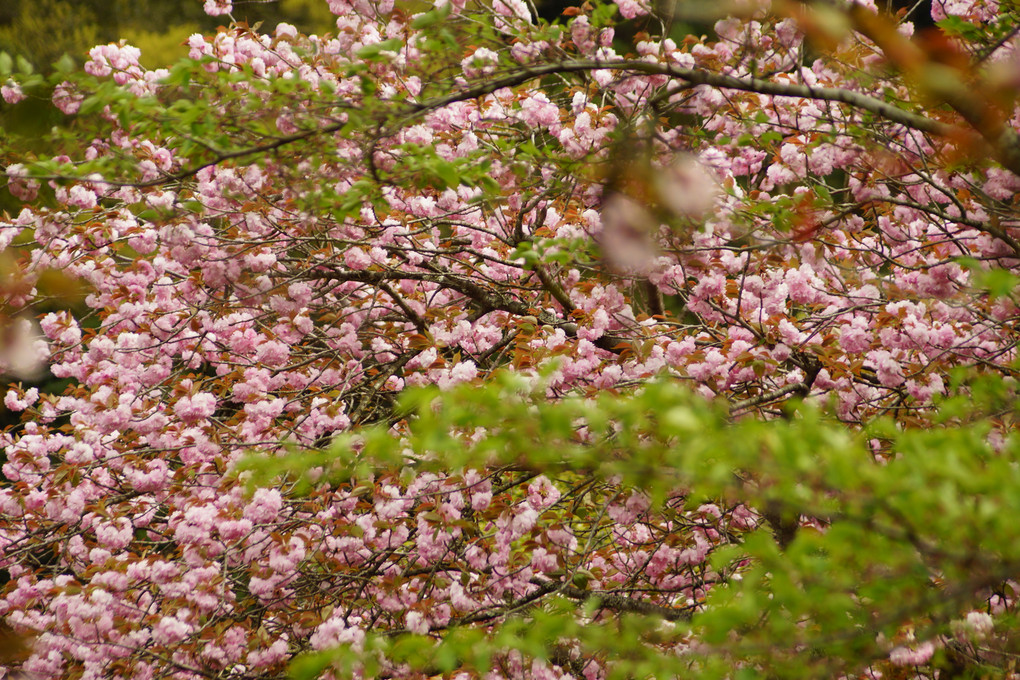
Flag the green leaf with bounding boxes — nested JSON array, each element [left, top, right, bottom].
[[432, 639, 460, 672], [936, 15, 984, 40], [434, 160, 459, 188], [287, 651, 335, 680], [161, 62, 194, 87], [53, 53, 76, 75], [973, 268, 1020, 299], [476, 175, 501, 193], [0, 52, 11, 76], [355, 38, 404, 61], [16, 55, 33, 75], [410, 2, 452, 29]]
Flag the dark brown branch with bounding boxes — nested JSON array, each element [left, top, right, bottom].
[[533, 265, 576, 314], [408, 59, 956, 139], [729, 382, 810, 414], [378, 281, 427, 335], [548, 581, 697, 622], [306, 266, 630, 354]]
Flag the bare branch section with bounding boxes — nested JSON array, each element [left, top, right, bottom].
[[305, 266, 629, 354], [554, 583, 697, 622]]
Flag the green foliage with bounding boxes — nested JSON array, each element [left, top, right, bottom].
[[354, 38, 406, 61], [0, 0, 100, 73], [234, 372, 1020, 679], [410, 2, 453, 30], [958, 257, 1020, 300]]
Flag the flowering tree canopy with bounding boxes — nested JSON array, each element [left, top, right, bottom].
[[1, 0, 1020, 678]]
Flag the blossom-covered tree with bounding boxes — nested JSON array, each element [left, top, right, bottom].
[[1, 0, 1020, 678]]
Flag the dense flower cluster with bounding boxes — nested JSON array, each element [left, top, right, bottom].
[[0, 0, 1018, 677]]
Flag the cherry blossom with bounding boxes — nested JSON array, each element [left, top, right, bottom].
[[0, 0, 1017, 677]]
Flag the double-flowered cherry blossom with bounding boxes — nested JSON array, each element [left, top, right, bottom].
[[0, 0, 1017, 677]]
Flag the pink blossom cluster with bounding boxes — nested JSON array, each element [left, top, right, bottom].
[[0, 0, 1016, 677]]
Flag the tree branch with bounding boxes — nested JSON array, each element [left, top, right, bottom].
[[408, 59, 956, 139], [306, 266, 629, 354], [547, 580, 697, 622], [533, 265, 577, 315], [729, 382, 810, 414], [16, 56, 988, 190]]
